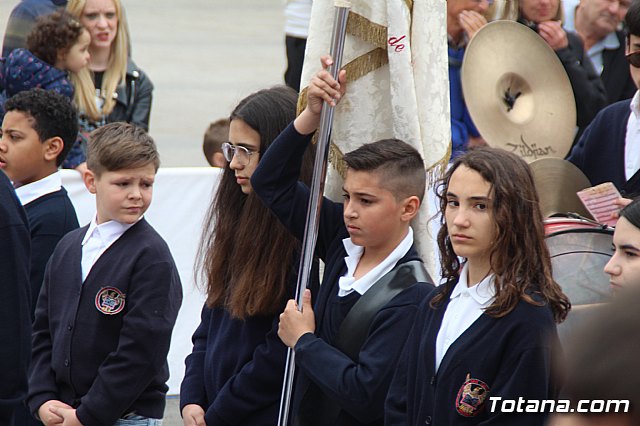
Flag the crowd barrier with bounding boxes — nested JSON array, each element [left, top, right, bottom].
[[61, 167, 221, 394]]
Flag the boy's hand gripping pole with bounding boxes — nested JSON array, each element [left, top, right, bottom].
[[277, 2, 350, 425]]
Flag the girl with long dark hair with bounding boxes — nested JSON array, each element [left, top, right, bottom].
[[180, 85, 315, 426]]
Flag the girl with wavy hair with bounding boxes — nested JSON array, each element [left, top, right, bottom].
[[386, 147, 570, 425]]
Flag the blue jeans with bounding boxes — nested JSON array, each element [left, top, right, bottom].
[[113, 414, 163, 426]]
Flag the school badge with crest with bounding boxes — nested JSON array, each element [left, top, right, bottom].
[[456, 373, 490, 417], [95, 287, 126, 315]]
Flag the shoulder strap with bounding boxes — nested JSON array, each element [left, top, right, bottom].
[[334, 260, 432, 360]]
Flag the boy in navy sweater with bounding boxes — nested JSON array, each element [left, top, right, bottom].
[[251, 57, 434, 425], [27, 122, 183, 426], [1, 88, 79, 317]]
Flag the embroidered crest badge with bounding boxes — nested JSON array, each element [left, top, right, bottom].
[[456, 373, 490, 417], [95, 287, 126, 315]]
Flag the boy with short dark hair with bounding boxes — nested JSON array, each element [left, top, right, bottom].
[[0, 88, 79, 316], [27, 122, 183, 426], [251, 58, 434, 425], [202, 117, 229, 168]]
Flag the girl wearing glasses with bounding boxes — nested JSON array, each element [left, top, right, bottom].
[[180, 85, 317, 426], [385, 147, 570, 425]]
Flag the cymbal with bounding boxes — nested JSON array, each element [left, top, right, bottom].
[[529, 157, 593, 218], [461, 20, 576, 162]]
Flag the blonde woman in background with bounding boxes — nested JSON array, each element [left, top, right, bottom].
[[64, 0, 153, 170]]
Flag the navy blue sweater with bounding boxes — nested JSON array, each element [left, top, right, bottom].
[[0, 170, 31, 424], [567, 99, 637, 195], [251, 123, 434, 425], [27, 218, 183, 426], [385, 284, 560, 425], [24, 188, 78, 317]]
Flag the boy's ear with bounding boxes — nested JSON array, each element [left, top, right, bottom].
[[400, 195, 421, 222], [43, 137, 64, 162], [83, 169, 98, 194]]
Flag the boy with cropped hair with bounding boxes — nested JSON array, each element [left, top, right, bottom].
[[202, 117, 229, 168], [28, 122, 183, 426], [251, 57, 434, 425], [1, 88, 79, 316]]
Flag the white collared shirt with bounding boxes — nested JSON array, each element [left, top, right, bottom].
[[586, 31, 620, 76], [15, 171, 62, 206], [435, 263, 496, 371], [81, 216, 136, 281], [337, 227, 414, 297], [625, 91, 640, 181]]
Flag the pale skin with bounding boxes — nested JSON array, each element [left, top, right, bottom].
[[37, 400, 75, 426], [277, 56, 420, 347], [182, 404, 205, 426]]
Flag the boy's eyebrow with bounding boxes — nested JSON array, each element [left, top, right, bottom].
[[341, 186, 377, 198]]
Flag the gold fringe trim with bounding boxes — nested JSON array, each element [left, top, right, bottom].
[[346, 11, 387, 49], [426, 142, 452, 189], [404, 0, 413, 13], [329, 142, 347, 179], [296, 48, 389, 123]]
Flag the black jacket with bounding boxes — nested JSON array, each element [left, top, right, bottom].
[[601, 31, 637, 105], [108, 59, 153, 131]]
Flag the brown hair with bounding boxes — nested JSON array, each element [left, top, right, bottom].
[[87, 122, 159, 176], [26, 10, 85, 67], [202, 118, 229, 167], [431, 147, 570, 323], [343, 138, 426, 203], [197, 86, 315, 319]]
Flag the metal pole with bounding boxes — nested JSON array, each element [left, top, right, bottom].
[[277, 2, 351, 425]]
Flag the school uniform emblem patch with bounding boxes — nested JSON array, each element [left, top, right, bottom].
[[456, 373, 490, 417], [95, 287, 126, 315]]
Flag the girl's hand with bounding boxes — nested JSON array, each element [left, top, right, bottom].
[[182, 404, 206, 426], [294, 56, 347, 135], [459, 10, 487, 40]]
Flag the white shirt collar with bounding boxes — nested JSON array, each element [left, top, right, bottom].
[[338, 227, 414, 297], [631, 91, 640, 119], [450, 262, 495, 306], [14, 171, 62, 206], [81, 215, 137, 247]]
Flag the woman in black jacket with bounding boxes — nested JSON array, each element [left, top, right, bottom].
[[64, 0, 153, 169]]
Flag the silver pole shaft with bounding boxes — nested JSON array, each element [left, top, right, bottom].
[[277, 4, 350, 426]]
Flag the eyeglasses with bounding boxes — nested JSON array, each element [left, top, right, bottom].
[[221, 142, 257, 166], [627, 50, 640, 68]]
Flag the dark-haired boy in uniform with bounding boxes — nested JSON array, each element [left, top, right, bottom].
[[1, 88, 79, 318], [27, 122, 183, 426], [251, 57, 434, 425]]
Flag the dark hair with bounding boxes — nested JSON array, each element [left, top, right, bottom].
[[26, 10, 85, 66], [4, 88, 78, 166], [87, 122, 160, 175], [202, 118, 229, 166], [198, 85, 315, 319], [432, 147, 570, 323], [626, 0, 640, 37], [343, 139, 426, 202], [620, 199, 640, 228]]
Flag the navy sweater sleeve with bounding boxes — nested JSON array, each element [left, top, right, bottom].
[[0, 172, 31, 423], [295, 284, 431, 423], [180, 306, 212, 412], [251, 122, 345, 261]]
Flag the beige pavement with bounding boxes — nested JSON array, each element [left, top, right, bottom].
[[1, 0, 289, 167]]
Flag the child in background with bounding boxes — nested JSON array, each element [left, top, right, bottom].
[[1, 88, 79, 319], [180, 86, 318, 426], [202, 118, 229, 168], [28, 122, 183, 426], [0, 10, 90, 119]]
